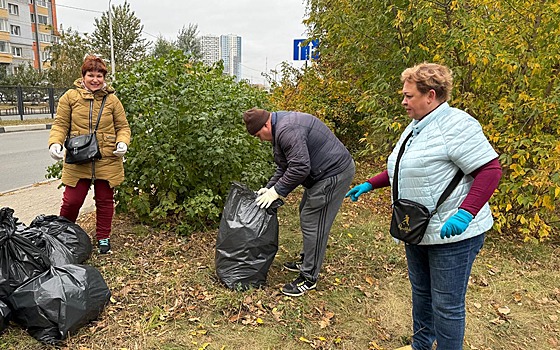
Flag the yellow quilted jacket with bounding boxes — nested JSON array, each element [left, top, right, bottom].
[[48, 79, 131, 188]]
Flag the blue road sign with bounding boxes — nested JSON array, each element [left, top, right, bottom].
[[293, 39, 319, 61]]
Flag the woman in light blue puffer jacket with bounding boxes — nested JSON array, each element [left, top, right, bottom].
[[346, 63, 502, 350]]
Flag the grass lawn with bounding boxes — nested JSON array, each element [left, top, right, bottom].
[[2, 178, 559, 349]]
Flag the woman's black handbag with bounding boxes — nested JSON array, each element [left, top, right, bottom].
[[390, 132, 463, 244], [64, 96, 107, 165]]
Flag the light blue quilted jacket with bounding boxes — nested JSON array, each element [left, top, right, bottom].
[[387, 102, 498, 245]]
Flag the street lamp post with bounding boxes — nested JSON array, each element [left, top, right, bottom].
[[108, 0, 115, 77], [273, 62, 283, 83]]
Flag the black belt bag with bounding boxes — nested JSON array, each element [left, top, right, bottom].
[[64, 96, 107, 165], [389, 132, 463, 244], [390, 198, 433, 245]]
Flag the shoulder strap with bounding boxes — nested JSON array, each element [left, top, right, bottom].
[[392, 132, 413, 202], [66, 94, 108, 137], [433, 169, 464, 213], [392, 131, 464, 213], [92, 95, 108, 133]]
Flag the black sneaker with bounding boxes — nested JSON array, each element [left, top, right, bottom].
[[283, 254, 304, 272], [281, 275, 317, 297], [98, 238, 112, 254], [283, 260, 302, 272]]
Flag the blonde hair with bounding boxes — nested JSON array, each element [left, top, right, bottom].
[[401, 63, 453, 101]]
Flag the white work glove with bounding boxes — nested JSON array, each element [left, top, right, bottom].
[[256, 186, 279, 209], [49, 143, 63, 160], [113, 142, 128, 157], [256, 187, 268, 195]]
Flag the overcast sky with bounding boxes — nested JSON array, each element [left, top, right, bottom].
[[55, 0, 309, 85]]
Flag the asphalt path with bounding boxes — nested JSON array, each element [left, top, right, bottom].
[[0, 129, 95, 224], [0, 129, 57, 193]]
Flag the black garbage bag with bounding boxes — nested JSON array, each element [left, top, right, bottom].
[[20, 226, 77, 266], [14, 218, 27, 234], [29, 215, 92, 264], [0, 299, 11, 333], [7, 264, 111, 345], [0, 207, 51, 301], [215, 182, 283, 290]]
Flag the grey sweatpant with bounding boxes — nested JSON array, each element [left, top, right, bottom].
[[298, 160, 355, 281]]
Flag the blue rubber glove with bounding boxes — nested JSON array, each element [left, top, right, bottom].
[[345, 182, 373, 202], [440, 209, 473, 239]]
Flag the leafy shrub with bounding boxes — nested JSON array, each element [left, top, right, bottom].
[[113, 50, 274, 234]]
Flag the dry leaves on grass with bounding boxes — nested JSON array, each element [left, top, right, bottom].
[[73, 213, 223, 339], [64, 191, 560, 350]]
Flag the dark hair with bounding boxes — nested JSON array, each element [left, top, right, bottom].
[[81, 55, 108, 77]]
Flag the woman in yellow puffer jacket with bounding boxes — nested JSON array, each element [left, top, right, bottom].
[[48, 55, 131, 254]]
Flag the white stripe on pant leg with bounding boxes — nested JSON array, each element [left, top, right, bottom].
[[301, 162, 355, 280], [311, 175, 337, 277]]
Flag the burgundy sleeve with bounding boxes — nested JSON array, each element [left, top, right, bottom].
[[367, 170, 390, 189], [459, 158, 502, 216]]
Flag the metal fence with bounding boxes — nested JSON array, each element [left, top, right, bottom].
[[0, 86, 69, 121]]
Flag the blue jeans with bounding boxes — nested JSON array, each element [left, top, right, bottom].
[[405, 233, 485, 350]]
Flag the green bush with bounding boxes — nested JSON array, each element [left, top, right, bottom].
[[113, 50, 274, 234]]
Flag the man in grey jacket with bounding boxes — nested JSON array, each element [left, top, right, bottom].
[[243, 108, 355, 296]]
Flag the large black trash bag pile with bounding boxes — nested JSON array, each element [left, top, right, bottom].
[[0, 207, 110, 345], [23, 214, 93, 265], [215, 182, 283, 290], [0, 208, 51, 301], [8, 264, 111, 345]]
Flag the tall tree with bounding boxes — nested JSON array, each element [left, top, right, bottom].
[[150, 35, 177, 58], [90, 1, 150, 74], [299, 0, 560, 240], [47, 29, 91, 87], [176, 24, 202, 61]]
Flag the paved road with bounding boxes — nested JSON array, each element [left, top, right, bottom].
[[0, 129, 56, 193], [0, 128, 94, 224]]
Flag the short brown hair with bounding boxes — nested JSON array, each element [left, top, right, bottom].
[[81, 55, 108, 77], [401, 63, 453, 102]]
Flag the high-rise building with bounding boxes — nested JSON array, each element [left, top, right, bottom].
[[200, 33, 242, 82], [200, 35, 220, 67], [0, 0, 58, 75], [220, 34, 241, 82]]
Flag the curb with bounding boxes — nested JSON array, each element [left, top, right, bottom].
[[0, 179, 96, 225], [0, 124, 52, 133], [0, 179, 59, 196]]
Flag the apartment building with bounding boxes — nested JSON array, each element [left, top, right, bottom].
[[220, 34, 241, 82], [200, 33, 242, 82], [200, 35, 220, 67], [0, 0, 58, 74]]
